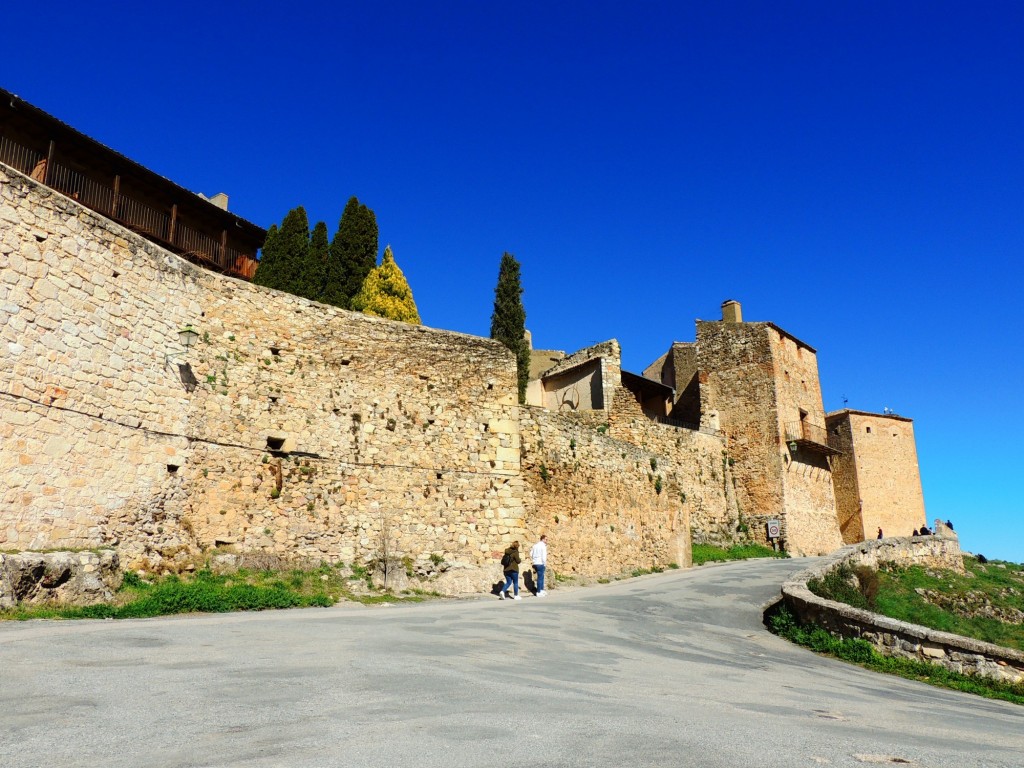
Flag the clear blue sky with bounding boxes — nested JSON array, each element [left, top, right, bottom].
[[6, 2, 1022, 561]]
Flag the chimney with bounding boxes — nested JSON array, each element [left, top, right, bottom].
[[199, 192, 230, 211], [721, 299, 742, 323]]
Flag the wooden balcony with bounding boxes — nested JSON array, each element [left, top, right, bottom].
[[784, 421, 842, 456]]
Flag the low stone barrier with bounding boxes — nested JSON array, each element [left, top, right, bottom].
[[0, 550, 122, 608], [780, 536, 1024, 685]]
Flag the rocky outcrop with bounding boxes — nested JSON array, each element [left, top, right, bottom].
[[0, 550, 122, 608]]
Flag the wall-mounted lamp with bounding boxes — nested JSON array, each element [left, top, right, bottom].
[[787, 441, 798, 452], [166, 325, 200, 367], [178, 325, 200, 350]]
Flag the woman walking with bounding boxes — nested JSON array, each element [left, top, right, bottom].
[[499, 541, 522, 600]]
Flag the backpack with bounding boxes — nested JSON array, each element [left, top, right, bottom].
[[500, 551, 512, 569]]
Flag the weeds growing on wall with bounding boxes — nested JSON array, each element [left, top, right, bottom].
[[766, 604, 1024, 706], [692, 543, 787, 565]]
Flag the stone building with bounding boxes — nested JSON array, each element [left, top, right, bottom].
[[825, 410, 926, 542]]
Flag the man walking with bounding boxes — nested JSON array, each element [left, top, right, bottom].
[[530, 534, 548, 597]]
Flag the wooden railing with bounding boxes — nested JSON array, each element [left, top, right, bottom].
[[0, 134, 259, 279]]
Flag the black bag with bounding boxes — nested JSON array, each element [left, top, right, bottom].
[[500, 551, 511, 569]]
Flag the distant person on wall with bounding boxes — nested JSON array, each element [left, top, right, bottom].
[[912, 529, 919, 537], [877, 528, 883, 540], [499, 541, 522, 600], [919, 525, 931, 536], [945, 520, 955, 531], [530, 535, 548, 597]]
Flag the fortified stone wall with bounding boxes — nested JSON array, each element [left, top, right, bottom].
[[606, 384, 739, 547], [0, 163, 528, 593], [826, 411, 925, 542], [1, 163, 727, 595], [519, 395, 734, 575], [826, 415, 865, 542]]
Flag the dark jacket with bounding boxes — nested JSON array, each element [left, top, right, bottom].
[[502, 546, 521, 573]]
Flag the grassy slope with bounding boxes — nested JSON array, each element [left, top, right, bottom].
[[871, 557, 1024, 651]]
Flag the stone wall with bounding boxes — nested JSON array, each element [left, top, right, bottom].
[[781, 537, 1024, 685], [2, 162, 735, 596], [826, 411, 926, 542], [519, 390, 736, 574], [0, 162, 528, 593]]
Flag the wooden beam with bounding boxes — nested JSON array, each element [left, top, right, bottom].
[[220, 229, 228, 268], [111, 175, 120, 217], [169, 204, 178, 245]]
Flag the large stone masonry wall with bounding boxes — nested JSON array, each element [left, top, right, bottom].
[[521, 408, 686, 575], [781, 537, 1024, 685], [0, 163, 527, 593]]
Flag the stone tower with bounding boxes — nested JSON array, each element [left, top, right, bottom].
[[825, 410, 926, 542], [693, 303, 843, 556]]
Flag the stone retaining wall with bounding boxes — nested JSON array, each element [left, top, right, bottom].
[[780, 536, 1024, 685]]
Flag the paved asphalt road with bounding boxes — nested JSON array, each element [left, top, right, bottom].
[[1, 558, 1021, 768]]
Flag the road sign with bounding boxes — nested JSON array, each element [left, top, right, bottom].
[[766, 519, 781, 539]]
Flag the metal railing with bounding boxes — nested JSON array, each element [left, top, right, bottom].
[[48, 161, 115, 213], [0, 134, 259, 279], [0, 135, 43, 176]]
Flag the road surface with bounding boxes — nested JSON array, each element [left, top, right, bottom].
[[1, 558, 1021, 767]]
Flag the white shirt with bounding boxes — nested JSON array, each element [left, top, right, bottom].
[[530, 540, 547, 565]]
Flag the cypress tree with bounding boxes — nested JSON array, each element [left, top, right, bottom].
[[324, 196, 378, 308], [490, 252, 529, 404], [301, 221, 330, 301], [252, 207, 310, 295], [252, 223, 281, 289], [351, 246, 421, 324]]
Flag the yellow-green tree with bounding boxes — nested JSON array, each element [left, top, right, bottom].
[[351, 246, 421, 324]]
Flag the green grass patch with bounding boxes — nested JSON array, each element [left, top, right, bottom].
[[767, 604, 1024, 706], [805, 557, 1024, 652], [868, 557, 1023, 651], [692, 543, 788, 565], [1, 563, 440, 621]]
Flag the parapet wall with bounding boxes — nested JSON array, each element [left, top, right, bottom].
[[780, 537, 1024, 685]]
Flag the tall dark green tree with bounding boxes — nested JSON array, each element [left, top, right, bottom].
[[323, 196, 378, 308], [490, 252, 529, 404], [252, 223, 281, 289], [253, 207, 310, 294], [300, 221, 330, 301]]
